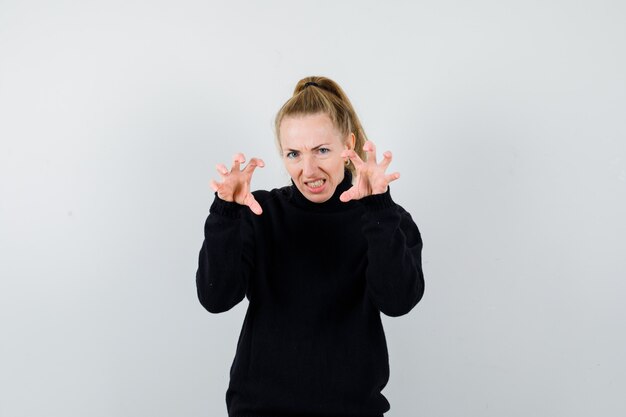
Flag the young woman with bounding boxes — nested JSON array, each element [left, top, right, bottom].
[[197, 76, 425, 417]]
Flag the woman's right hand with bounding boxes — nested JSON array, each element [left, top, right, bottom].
[[210, 153, 265, 215]]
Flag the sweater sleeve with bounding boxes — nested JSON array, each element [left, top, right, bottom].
[[196, 194, 255, 314], [359, 189, 425, 317]]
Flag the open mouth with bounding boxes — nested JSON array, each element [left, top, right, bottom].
[[305, 179, 326, 193]]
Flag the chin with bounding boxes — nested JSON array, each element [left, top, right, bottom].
[[300, 186, 334, 203]]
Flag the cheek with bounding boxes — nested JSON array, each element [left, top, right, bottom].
[[324, 157, 346, 177], [283, 161, 299, 178]]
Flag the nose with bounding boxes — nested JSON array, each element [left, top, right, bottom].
[[302, 154, 318, 177]]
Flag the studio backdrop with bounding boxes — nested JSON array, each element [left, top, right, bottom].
[[1, 1, 625, 416]]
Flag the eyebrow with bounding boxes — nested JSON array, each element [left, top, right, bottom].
[[284, 143, 332, 153]]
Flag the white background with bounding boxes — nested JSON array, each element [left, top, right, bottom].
[[1, 1, 625, 416]]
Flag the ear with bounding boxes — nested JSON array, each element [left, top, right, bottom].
[[345, 133, 356, 150]]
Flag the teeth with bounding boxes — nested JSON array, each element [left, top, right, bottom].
[[308, 179, 324, 188]]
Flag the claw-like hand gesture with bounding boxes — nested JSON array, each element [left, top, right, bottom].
[[339, 141, 400, 202], [210, 153, 265, 215]]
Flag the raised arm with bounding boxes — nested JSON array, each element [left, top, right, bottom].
[[196, 154, 263, 313], [341, 140, 424, 316]]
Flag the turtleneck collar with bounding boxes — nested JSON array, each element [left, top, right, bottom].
[[289, 169, 356, 212]]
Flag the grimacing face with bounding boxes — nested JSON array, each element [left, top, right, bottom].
[[279, 113, 355, 203]]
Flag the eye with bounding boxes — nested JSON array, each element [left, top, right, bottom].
[[318, 147, 330, 154], [286, 150, 299, 159]]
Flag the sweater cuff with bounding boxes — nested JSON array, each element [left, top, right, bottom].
[[209, 193, 245, 219], [359, 188, 394, 211]]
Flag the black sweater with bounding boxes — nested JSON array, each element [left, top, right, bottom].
[[196, 172, 424, 417]]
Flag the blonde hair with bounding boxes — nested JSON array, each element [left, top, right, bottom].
[[274, 76, 367, 176]]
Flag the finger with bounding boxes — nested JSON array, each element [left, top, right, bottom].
[[210, 179, 220, 192], [363, 140, 377, 164], [339, 190, 353, 202], [216, 163, 229, 176], [243, 157, 265, 174], [339, 187, 357, 202], [380, 151, 393, 171], [344, 149, 366, 169], [243, 193, 263, 215], [385, 172, 400, 183], [231, 153, 246, 171]]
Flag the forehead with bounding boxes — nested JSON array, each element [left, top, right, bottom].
[[279, 113, 343, 149]]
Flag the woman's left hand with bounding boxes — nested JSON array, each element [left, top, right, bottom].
[[340, 140, 400, 202]]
